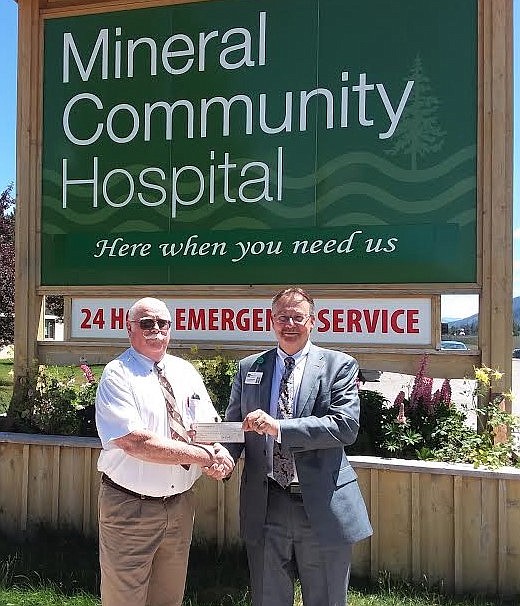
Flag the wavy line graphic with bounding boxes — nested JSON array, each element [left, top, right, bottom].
[[319, 177, 476, 215], [42, 147, 477, 232]]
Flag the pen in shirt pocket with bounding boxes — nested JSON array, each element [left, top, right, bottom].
[[187, 393, 200, 422]]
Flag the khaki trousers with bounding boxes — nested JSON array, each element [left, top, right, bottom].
[[98, 482, 195, 606]]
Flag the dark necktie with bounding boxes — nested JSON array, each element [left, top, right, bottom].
[[272, 356, 296, 487], [155, 363, 190, 470]]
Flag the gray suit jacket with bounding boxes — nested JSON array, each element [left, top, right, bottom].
[[224, 343, 373, 546]]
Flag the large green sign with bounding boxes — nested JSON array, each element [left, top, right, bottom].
[[42, 0, 477, 286]]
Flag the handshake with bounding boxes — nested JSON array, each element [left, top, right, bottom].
[[198, 442, 235, 480]]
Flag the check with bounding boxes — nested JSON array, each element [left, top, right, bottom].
[[193, 422, 245, 443]]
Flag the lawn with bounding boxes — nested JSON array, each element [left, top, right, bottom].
[[0, 531, 515, 606]]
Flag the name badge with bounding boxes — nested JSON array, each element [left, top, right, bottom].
[[245, 371, 263, 385]]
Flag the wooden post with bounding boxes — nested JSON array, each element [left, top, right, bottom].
[[478, 0, 513, 408], [11, 0, 44, 418]]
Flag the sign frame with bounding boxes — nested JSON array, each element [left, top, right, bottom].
[[12, 0, 512, 391]]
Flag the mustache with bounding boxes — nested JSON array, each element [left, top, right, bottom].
[[144, 334, 167, 341]]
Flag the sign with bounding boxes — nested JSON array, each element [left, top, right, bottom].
[[42, 0, 477, 286], [71, 297, 432, 345]]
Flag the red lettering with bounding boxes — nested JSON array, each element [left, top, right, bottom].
[[208, 308, 218, 330], [92, 308, 105, 329], [221, 308, 234, 331], [332, 309, 345, 332], [252, 308, 263, 331], [381, 309, 388, 333], [188, 309, 206, 330], [407, 309, 419, 333], [391, 309, 405, 333], [266, 309, 273, 331], [175, 308, 186, 330], [236, 309, 250, 331], [346, 309, 361, 332], [110, 307, 125, 330], [80, 308, 91, 329], [363, 309, 379, 333], [317, 309, 330, 332]]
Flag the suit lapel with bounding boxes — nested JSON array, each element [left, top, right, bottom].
[[295, 344, 324, 417], [248, 349, 276, 413]]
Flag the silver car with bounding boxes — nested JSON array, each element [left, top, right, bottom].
[[440, 340, 469, 350]]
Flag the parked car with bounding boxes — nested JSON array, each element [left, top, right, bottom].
[[440, 340, 469, 350], [513, 348, 520, 359], [358, 369, 382, 382]]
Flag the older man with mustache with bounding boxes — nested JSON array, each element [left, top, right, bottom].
[[95, 297, 234, 606]]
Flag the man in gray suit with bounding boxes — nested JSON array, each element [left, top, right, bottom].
[[224, 287, 372, 606]]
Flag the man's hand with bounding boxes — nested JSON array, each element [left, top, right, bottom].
[[202, 443, 235, 480], [243, 409, 279, 437]]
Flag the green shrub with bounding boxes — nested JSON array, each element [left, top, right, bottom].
[[4, 353, 518, 471], [347, 389, 392, 456], [353, 356, 520, 469], [9, 363, 99, 436], [191, 354, 238, 418]]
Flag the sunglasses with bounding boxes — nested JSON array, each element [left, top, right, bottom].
[[131, 317, 171, 330]]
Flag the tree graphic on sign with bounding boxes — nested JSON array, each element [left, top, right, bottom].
[[387, 54, 446, 170]]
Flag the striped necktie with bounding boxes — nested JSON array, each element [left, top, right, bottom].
[[272, 356, 295, 487], [155, 362, 190, 470]]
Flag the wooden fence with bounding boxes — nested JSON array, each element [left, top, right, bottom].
[[1, 433, 519, 598]]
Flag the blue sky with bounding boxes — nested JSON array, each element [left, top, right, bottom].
[[0, 1, 517, 320]]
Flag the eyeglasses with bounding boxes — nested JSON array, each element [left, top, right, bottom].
[[131, 317, 171, 330], [273, 314, 311, 326]]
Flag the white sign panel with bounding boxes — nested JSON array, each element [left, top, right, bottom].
[[71, 297, 432, 345]]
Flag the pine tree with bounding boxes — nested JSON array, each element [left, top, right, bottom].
[[387, 54, 446, 170]]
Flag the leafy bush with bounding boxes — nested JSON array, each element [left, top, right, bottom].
[[351, 356, 520, 469], [192, 354, 238, 418], [9, 363, 99, 436], [5, 355, 238, 436], [347, 389, 392, 456], [4, 353, 519, 471]]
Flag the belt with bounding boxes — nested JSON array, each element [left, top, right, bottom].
[[268, 477, 302, 497], [101, 473, 179, 501]]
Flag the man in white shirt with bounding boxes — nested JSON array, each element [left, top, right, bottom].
[[96, 297, 234, 606]]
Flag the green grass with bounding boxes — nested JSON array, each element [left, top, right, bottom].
[[0, 530, 515, 606]]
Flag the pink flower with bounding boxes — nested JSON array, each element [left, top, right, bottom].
[[419, 376, 434, 408], [440, 379, 452, 405], [396, 402, 406, 424], [80, 364, 95, 384], [410, 354, 429, 406], [394, 390, 406, 407]]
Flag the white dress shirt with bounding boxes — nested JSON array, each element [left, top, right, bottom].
[[96, 347, 219, 497]]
